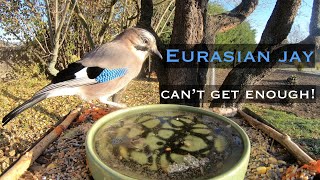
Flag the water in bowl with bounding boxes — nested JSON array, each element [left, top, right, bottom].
[[94, 111, 244, 180]]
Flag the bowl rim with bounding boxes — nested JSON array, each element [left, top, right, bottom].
[[86, 104, 250, 180]]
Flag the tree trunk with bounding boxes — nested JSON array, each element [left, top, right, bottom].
[[48, 45, 60, 76], [310, 0, 320, 49], [137, 0, 258, 107], [46, 0, 74, 76], [210, 0, 302, 108], [137, 0, 167, 91], [161, 0, 208, 106]]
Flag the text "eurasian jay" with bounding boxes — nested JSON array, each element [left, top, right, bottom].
[[2, 27, 162, 126]]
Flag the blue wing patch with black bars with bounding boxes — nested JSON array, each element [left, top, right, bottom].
[[95, 68, 128, 83]]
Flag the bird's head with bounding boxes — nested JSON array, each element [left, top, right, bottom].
[[116, 27, 163, 60]]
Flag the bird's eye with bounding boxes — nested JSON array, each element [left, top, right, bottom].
[[143, 38, 149, 44]]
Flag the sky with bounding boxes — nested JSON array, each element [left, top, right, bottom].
[[211, 0, 313, 43]]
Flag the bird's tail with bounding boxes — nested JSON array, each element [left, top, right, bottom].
[[2, 94, 48, 126]]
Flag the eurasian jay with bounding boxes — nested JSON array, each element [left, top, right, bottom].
[[2, 27, 162, 126]]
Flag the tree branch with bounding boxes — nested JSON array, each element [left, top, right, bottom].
[[238, 109, 315, 165], [211, 0, 303, 108], [55, 0, 59, 32], [154, 0, 174, 32], [71, 0, 95, 49], [259, 0, 302, 44], [60, 0, 77, 46], [138, 0, 153, 27], [310, 0, 320, 36], [158, 7, 175, 36], [98, 0, 117, 44], [206, 0, 258, 40], [55, 0, 71, 44], [44, 0, 54, 48]]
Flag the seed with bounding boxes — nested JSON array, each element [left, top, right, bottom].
[[268, 157, 277, 164], [256, 166, 267, 174], [277, 160, 286, 165]]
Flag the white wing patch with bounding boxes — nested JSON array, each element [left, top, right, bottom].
[[75, 67, 89, 78]]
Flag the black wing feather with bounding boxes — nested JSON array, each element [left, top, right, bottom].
[[52, 63, 85, 83], [86, 67, 104, 79], [52, 63, 105, 84]]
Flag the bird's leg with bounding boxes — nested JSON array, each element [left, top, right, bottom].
[[99, 97, 127, 109]]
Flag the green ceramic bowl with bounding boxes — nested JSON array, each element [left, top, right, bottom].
[[86, 104, 250, 180]]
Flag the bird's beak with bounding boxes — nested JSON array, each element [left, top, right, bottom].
[[152, 48, 163, 59]]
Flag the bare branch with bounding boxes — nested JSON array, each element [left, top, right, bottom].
[[259, 0, 302, 44], [55, 0, 71, 44], [44, 0, 54, 48], [71, 0, 95, 48], [60, 0, 77, 46], [158, 7, 175, 36], [238, 109, 314, 165], [26, 25, 47, 54], [42, 32, 51, 53], [206, 0, 258, 41], [98, 0, 117, 44], [55, 0, 59, 32], [154, 0, 174, 32]]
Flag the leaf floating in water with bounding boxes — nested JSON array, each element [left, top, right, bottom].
[[158, 130, 174, 139], [214, 135, 228, 152], [119, 145, 129, 159], [171, 120, 184, 127], [130, 151, 148, 165]]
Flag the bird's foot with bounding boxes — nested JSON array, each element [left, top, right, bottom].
[[106, 101, 127, 109], [98, 98, 127, 109]]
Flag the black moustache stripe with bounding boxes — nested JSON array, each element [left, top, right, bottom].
[[134, 45, 149, 51]]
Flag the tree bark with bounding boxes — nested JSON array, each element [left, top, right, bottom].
[[161, 0, 208, 106], [48, 45, 60, 76], [205, 0, 258, 43], [137, 0, 167, 85], [310, 0, 320, 36], [309, 0, 320, 49], [210, 0, 302, 108]]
